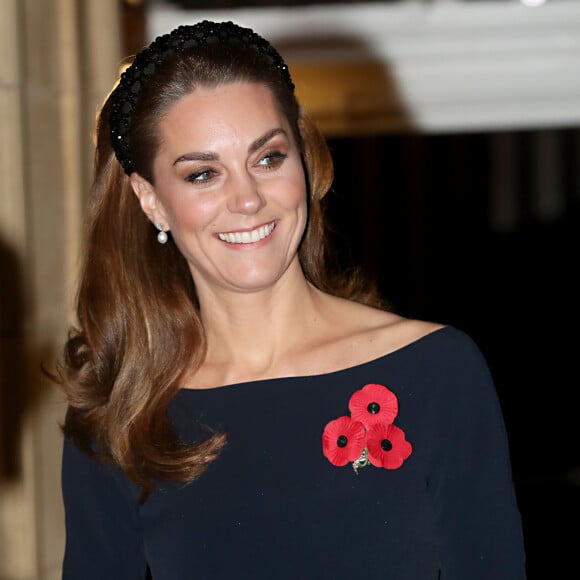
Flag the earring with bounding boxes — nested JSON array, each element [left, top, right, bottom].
[[156, 223, 168, 244]]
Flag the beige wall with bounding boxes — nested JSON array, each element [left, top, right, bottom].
[[0, 1, 121, 578]]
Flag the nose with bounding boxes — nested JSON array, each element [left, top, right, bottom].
[[226, 171, 266, 215]]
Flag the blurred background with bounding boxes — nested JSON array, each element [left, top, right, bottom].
[[1, 0, 579, 578]]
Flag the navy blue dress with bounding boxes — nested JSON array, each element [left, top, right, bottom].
[[61, 326, 526, 579]]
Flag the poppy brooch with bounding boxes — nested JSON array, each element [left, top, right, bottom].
[[322, 383, 412, 473]]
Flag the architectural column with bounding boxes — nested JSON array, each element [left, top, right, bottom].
[[0, 1, 121, 578]]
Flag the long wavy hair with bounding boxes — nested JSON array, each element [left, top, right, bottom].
[[56, 35, 385, 495]]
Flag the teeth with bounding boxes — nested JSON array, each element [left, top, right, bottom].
[[218, 222, 275, 244]]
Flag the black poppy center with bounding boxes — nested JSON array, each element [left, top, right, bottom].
[[337, 435, 348, 448], [367, 402, 380, 414], [381, 439, 393, 451]]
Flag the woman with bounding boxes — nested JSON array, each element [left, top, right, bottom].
[[58, 20, 526, 579]]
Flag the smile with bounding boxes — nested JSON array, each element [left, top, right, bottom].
[[217, 221, 276, 244]]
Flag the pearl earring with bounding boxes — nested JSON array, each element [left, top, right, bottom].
[[156, 223, 168, 244]]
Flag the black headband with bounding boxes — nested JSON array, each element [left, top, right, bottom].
[[109, 20, 295, 175]]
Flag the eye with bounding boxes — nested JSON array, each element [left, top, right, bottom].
[[256, 151, 287, 169], [185, 168, 217, 184]]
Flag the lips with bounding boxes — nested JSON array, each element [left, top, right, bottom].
[[217, 221, 276, 244]]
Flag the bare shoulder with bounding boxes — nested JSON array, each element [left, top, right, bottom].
[[321, 296, 445, 369], [370, 310, 445, 348]]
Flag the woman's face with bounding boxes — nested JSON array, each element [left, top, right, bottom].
[[132, 82, 308, 298]]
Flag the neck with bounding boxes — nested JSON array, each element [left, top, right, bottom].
[[194, 269, 326, 383]]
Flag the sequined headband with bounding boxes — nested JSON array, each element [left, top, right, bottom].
[[110, 20, 295, 175]]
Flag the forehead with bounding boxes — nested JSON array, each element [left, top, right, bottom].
[[157, 82, 288, 146]]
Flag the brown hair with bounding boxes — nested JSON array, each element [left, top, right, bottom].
[[56, 33, 384, 495]]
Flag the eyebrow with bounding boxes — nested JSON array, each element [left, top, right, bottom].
[[248, 128, 287, 155], [173, 128, 288, 166]]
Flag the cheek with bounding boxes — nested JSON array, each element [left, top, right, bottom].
[[288, 184, 309, 240], [280, 170, 308, 210], [164, 195, 220, 233]]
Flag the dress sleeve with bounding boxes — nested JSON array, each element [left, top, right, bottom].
[[61, 434, 148, 579], [428, 330, 527, 579]]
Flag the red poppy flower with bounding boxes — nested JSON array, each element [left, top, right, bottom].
[[366, 422, 412, 469], [348, 383, 398, 428], [322, 416, 367, 466]]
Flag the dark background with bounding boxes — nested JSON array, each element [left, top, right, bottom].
[[325, 129, 580, 579]]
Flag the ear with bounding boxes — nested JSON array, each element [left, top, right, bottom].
[[130, 173, 168, 229]]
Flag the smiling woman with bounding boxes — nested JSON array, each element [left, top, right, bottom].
[[130, 83, 308, 295], [53, 20, 527, 580]]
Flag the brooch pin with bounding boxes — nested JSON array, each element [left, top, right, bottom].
[[322, 383, 412, 473]]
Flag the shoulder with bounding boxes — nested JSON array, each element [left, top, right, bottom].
[[314, 294, 446, 371], [370, 316, 492, 383], [339, 297, 444, 352]]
